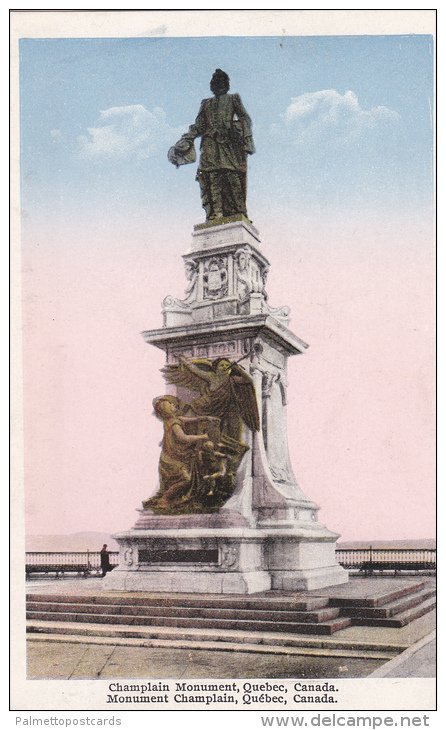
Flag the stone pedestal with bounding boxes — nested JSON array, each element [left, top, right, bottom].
[[103, 219, 348, 594], [103, 523, 345, 594]]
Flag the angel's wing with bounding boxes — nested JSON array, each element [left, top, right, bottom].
[[161, 358, 213, 394], [230, 364, 260, 432]]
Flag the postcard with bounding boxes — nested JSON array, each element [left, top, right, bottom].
[[10, 9, 436, 719]]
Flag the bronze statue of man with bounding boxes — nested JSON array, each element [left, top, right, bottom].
[[168, 69, 255, 222]]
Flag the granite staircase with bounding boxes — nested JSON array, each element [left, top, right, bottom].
[[27, 593, 351, 636], [26, 579, 435, 640], [332, 581, 436, 628]]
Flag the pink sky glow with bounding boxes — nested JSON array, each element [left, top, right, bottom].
[[21, 211, 435, 542]]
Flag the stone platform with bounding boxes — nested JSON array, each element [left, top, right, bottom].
[[27, 577, 435, 639]]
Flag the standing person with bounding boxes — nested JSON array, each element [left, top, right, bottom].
[[168, 69, 255, 222], [100, 544, 111, 578]]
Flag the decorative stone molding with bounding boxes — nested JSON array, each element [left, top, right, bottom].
[[203, 256, 228, 299], [123, 546, 134, 566], [234, 246, 269, 304], [269, 464, 294, 483], [220, 544, 239, 569], [265, 303, 290, 324], [209, 340, 238, 357], [278, 373, 288, 405], [234, 246, 253, 301], [261, 265, 270, 299], [161, 260, 199, 325], [183, 259, 199, 303], [162, 294, 190, 311], [167, 339, 250, 365], [262, 371, 279, 398]]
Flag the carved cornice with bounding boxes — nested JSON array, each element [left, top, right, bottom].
[[142, 314, 309, 356]]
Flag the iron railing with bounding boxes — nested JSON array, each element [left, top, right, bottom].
[[335, 547, 436, 575], [25, 551, 119, 578], [25, 547, 436, 578]]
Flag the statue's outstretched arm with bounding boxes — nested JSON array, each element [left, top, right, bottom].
[[179, 355, 213, 385], [171, 423, 209, 445]]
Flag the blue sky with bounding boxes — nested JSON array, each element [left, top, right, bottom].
[[19, 30, 436, 541], [20, 34, 433, 226]]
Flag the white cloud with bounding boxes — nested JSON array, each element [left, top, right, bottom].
[[78, 104, 179, 160], [273, 90, 399, 148], [50, 129, 62, 143]]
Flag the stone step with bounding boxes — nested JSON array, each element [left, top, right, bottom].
[[27, 626, 398, 660], [27, 619, 400, 654], [350, 597, 436, 628], [26, 609, 352, 635], [26, 600, 341, 624], [27, 592, 330, 612], [327, 580, 427, 608], [339, 587, 436, 620]]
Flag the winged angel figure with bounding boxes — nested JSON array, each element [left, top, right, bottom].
[[143, 356, 259, 514], [165, 356, 259, 436]]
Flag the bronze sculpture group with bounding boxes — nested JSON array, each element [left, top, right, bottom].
[[143, 357, 259, 514]]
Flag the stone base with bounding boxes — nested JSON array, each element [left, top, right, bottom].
[[133, 511, 249, 529], [270, 564, 349, 592], [193, 213, 253, 232], [103, 568, 271, 594], [102, 521, 348, 595]]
